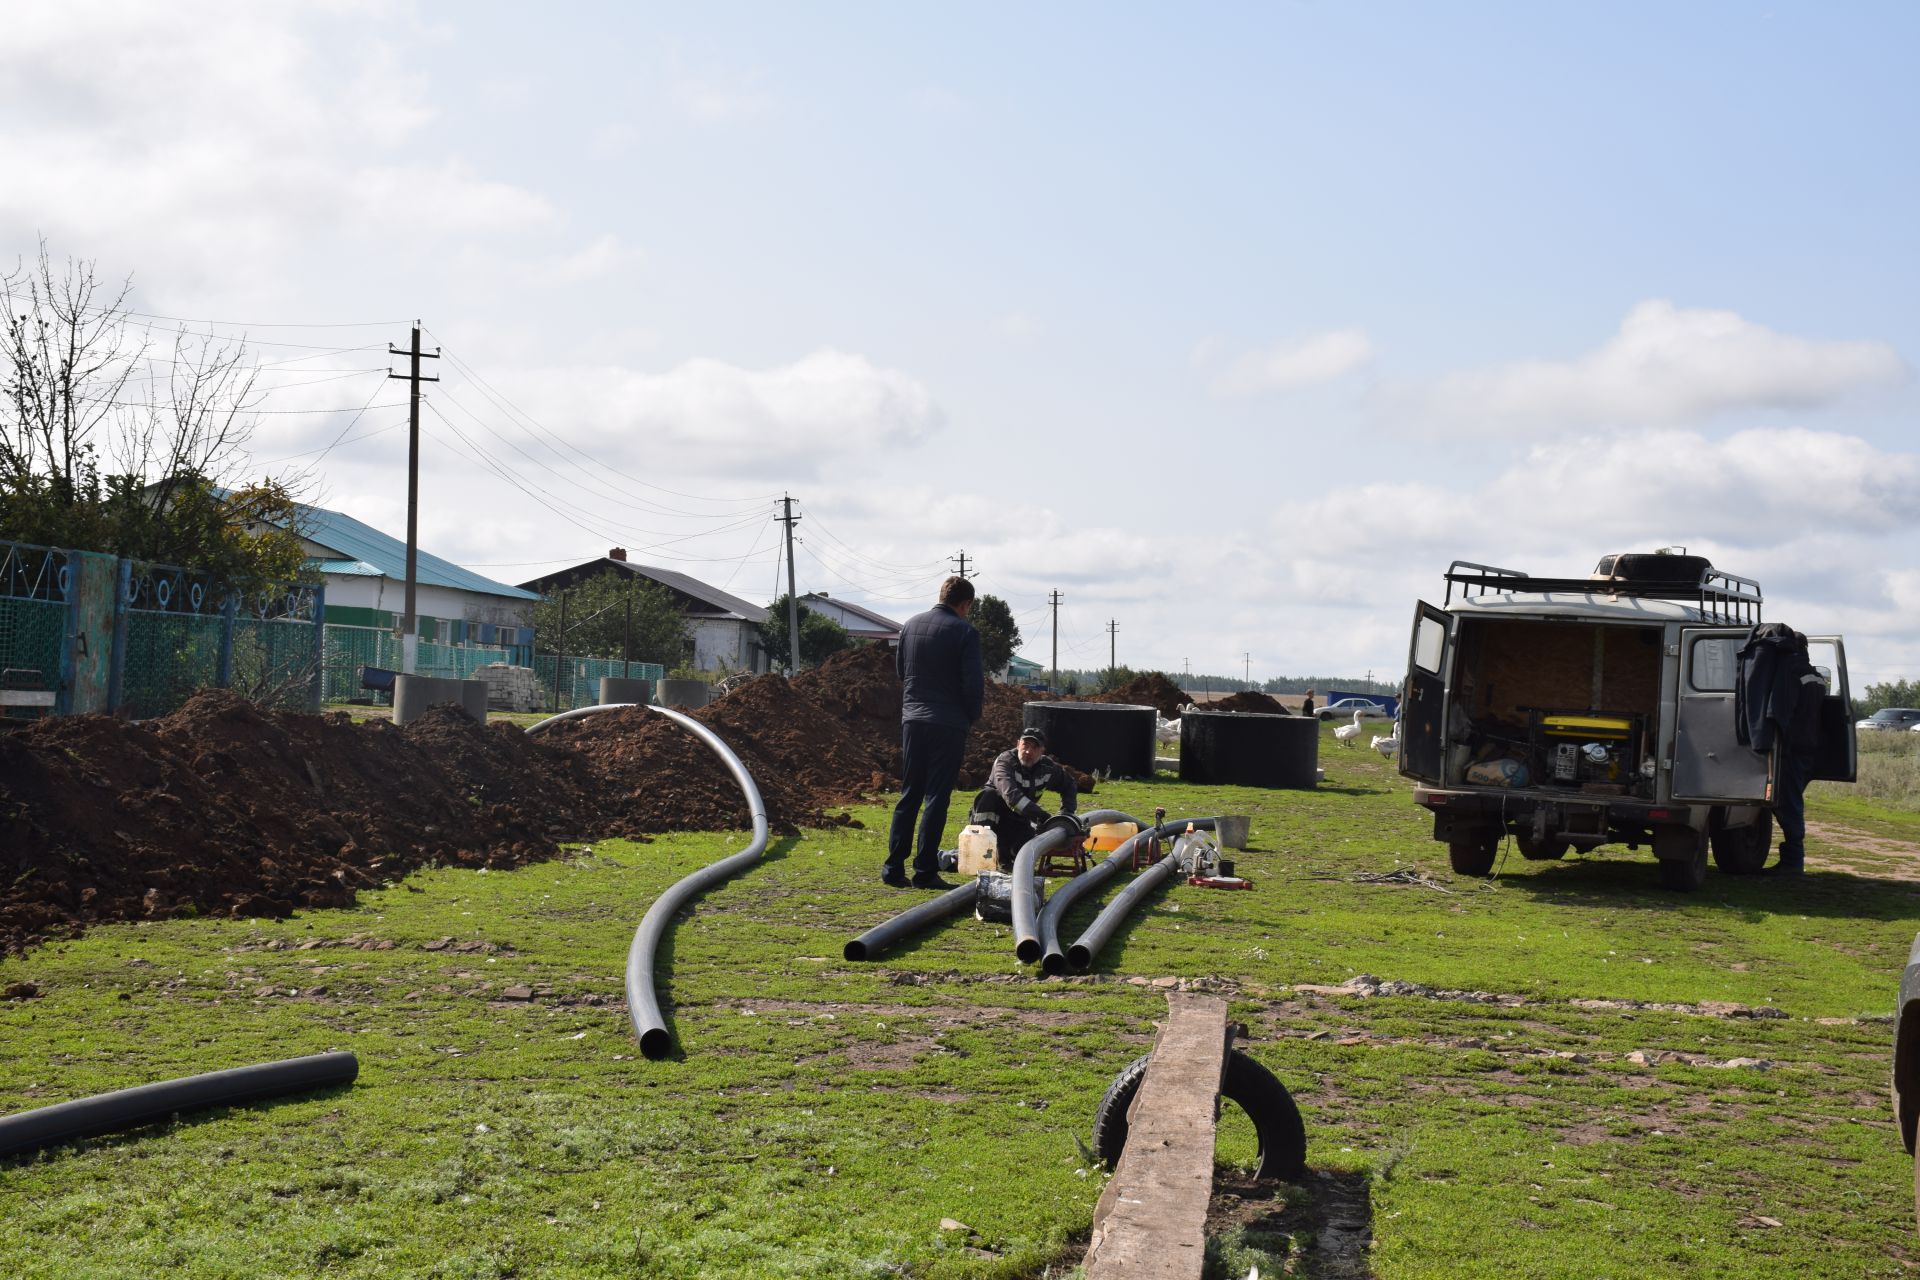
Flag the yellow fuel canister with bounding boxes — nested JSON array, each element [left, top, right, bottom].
[[1086, 821, 1140, 853]]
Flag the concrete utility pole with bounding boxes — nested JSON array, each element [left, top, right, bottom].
[[779, 495, 801, 672], [1108, 619, 1118, 677], [388, 324, 438, 674], [1049, 590, 1062, 691], [950, 550, 971, 579], [1244, 652, 1251, 687]]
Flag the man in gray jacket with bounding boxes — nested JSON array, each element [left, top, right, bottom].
[[885, 576, 984, 888], [969, 727, 1078, 870]]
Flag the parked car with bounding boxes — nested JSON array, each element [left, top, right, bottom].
[[1859, 708, 1920, 732], [1318, 697, 1390, 722], [1397, 552, 1856, 891]]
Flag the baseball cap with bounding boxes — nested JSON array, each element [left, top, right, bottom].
[[1018, 727, 1046, 747]]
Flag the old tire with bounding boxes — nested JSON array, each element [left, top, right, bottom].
[[1655, 824, 1708, 892], [1092, 1049, 1307, 1182], [1710, 812, 1774, 875], [1447, 833, 1500, 877], [1515, 833, 1570, 861]]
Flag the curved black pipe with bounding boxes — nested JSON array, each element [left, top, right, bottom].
[[1010, 809, 1134, 965], [843, 880, 981, 961], [0, 1051, 358, 1158], [527, 702, 770, 1061], [1036, 811, 1147, 977], [1066, 818, 1217, 972]]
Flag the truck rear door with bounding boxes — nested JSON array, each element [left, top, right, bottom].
[[1398, 601, 1451, 784], [1671, 628, 1771, 802], [1805, 636, 1857, 783]]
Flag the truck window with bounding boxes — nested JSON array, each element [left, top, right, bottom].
[[1413, 614, 1446, 674], [1689, 636, 1738, 691]]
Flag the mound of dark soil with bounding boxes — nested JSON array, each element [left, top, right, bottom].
[[1209, 690, 1286, 714], [1090, 672, 1191, 719]]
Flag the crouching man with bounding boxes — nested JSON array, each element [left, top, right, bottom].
[[969, 727, 1078, 870]]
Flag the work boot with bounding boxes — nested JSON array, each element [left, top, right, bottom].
[[910, 874, 959, 891], [880, 866, 911, 888], [1763, 860, 1806, 876]]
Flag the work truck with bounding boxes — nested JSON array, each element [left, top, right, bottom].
[[1397, 553, 1857, 891]]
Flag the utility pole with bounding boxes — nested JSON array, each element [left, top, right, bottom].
[[1107, 619, 1118, 677], [388, 323, 438, 674], [1244, 652, 1251, 688], [1049, 590, 1062, 692], [950, 550, 971, 579], [779, 494, 801, 672]]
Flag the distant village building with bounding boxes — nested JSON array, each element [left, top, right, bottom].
[[518, 549, 771, 675], [798, 593, 902, 646]]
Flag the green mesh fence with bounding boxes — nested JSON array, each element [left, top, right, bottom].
[[230, 616, 323, 710], [533, 654, 666, 711], [120, 610, 227, 720], [321, 627, 634, 710], [0, 597, 65, 718]]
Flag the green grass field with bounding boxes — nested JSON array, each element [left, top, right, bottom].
[[3, 723, 1918, 1278]]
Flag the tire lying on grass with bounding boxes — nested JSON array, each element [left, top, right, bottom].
[[1091, 1049, 1306, 1182]]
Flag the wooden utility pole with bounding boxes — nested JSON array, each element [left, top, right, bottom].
[[950, 550, 971, 579], [1049, 590, 1062, 692], [779, 495, 801, 672], [387, 324, 439, 674]]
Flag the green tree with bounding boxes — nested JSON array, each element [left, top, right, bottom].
[[1858, 679, 1920, 718], [1, 244, 305, 588], [532, 571, 691, 667], [971, 593, 1021, 676], [1093, 664, 1138, 694], [759, 594, 852, 670]]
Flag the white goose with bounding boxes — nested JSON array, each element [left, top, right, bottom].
[[1370, 732, 1398, 758], [1333, 709, 1367, 747]]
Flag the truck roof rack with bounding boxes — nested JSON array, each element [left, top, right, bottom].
[[1442, 560, 1763, 625]]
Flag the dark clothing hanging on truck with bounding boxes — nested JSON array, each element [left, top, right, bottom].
[[1735, 623, 1824, 755]]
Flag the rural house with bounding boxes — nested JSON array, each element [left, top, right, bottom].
[[518, 550, 771, 675]]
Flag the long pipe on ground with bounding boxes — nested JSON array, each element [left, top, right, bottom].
[[1037, 816, 1151, 978], [1011, 808, 1134, 965], [1066, 818, 1217, 973], [843, 880, 981, 961], [527, 702, 769, 1061], [0, 1051, 358, 1158]]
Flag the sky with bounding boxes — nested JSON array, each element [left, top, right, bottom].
[[4, 2, 1916, 686]]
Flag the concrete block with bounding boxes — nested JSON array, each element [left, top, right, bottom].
[[394, 674, 488, 725], [599, 676, 653, 705], [657, 678, 710, 708]]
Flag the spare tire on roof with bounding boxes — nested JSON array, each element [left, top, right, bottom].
[[1592, 553, 1713, 585]]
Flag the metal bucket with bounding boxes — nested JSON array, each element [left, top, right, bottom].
[[1215, 814, 1251, 851]]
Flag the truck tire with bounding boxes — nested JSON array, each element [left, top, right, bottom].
[[1515, 833, 1570, 861], [1655, 824, 1708, 892], [1710, 812, 1774, 875], [1092, 1049, 1307, 1182], [1447, 833, 1500, 877]]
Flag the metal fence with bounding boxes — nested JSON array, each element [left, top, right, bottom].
[[532, 653, 667, 712]]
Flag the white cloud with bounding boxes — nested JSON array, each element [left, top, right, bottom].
[[1424, 301, 1906, 429], [1202, 329, 1374, 397]]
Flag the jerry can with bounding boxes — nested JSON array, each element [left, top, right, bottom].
[[956, 824, 1000, 875]]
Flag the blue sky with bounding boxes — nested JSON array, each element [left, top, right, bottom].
[[3, 2, 1915, 681]]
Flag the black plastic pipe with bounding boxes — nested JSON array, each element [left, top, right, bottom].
[[0, 1051, 358, 1158], [1066, 818, 1217, 973], [1011, 808, 1134, 965], [843, 880, 981, 961], [527, 702, 769, 1060], [1038, 819, 1153, 977]]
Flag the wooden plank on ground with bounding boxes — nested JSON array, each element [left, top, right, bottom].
[[1084, 991, 1230, 1279]]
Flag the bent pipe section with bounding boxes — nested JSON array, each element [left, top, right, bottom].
[[0, 1051, 358, 1159], [1035, 810, 1147, 977], [1066, 818, 1217, 973], [1009, 808, 1136, 965], [529, 702, 770, 1061], [843, 881, 981, 962]]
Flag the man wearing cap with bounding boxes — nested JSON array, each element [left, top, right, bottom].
[[969, 727, 1079, 871]]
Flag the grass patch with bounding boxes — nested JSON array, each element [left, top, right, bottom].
[[1, 720, 1916, 1277]]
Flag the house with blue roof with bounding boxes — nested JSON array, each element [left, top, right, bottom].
[[290, 502, 538, 651]]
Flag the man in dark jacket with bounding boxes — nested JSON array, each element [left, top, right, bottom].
[[885, 576, 985, 888], [1736, 623, 1826, 875], [969, 727, 1079, 870]]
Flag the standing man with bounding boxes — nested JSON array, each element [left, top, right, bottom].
[[969, 727, 1078, 870], [1736, 623, 1826, 876], [886, 576, 984, 889], [1301, 689, 1316, 718]]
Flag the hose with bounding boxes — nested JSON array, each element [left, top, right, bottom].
[[1037, 818, 1151, 977], [1011, 808, 1134, 965], [0, 1052, 358, 1158], [843, 880, 981, 961], [1066, 818, 1216, 973], [527, 702, 769, 1061]]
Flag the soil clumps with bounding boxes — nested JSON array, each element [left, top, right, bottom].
[[1089, 672, 1191, 719], [1208, 690, 1287, 714]]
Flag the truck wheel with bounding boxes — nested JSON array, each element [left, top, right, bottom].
[[1515, 833, 1570, 861], [1092, 1049, 1307, 1182], [1447, 833, 1499, 877], [1655, 824, 1708, 892], [1710, 812, 1774, 875]]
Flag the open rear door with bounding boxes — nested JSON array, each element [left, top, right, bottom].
[[1398, 601, 1451, 784], [1672, 627, 1770, 802], [1805, 636, 1857, 783]]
